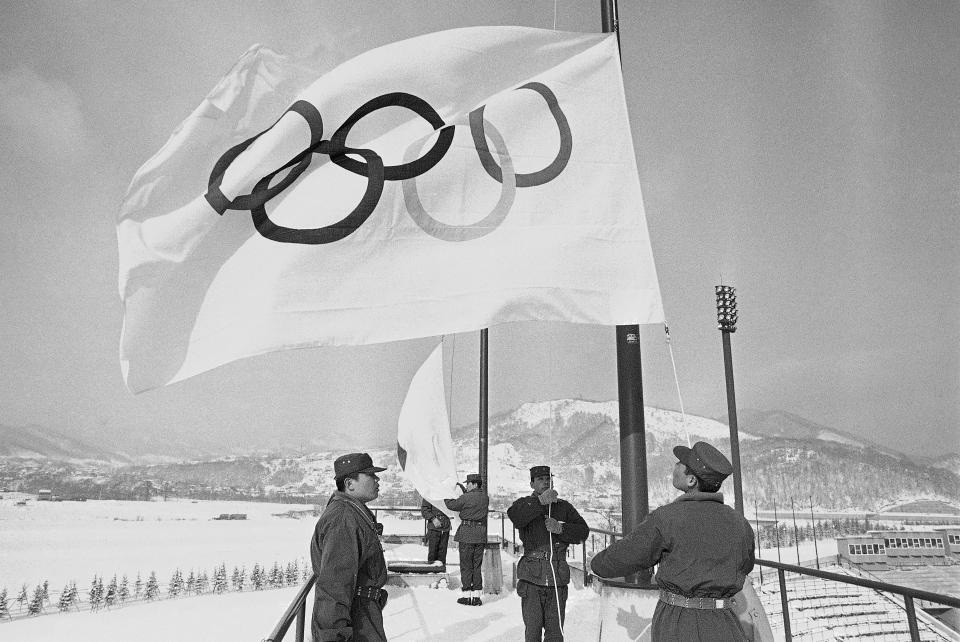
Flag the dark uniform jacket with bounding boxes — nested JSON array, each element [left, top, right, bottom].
[[590, 492, 755, 641], [310, 492, 388, 642], [508, 492, 589, 586], [420, 499, 451, 532], [444, 488, 489, 543]]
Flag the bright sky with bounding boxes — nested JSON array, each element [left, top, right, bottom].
[[0, 1, 956, 458]]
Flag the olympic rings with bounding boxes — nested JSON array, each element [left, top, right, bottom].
[[469, 82, 572, 188], [402, 119, 516, 242], [251, 141, 384, 245], [204, 84, 573, 245]]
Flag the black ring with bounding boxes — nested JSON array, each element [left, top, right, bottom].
[[204, 100, 323, 214], [329, 92, 454, 181], [469, 82, 572, 188], [250, 141, 384, 245]]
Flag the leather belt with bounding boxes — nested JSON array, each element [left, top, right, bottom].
[[355, 586, 388, 603], [659, 589, 731, 610], [523, 548, 564, 560], [460, 519, 485, 526]]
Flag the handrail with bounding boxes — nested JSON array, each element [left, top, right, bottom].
[[754, 558, 960, 609], [263, 574, 315, 642]]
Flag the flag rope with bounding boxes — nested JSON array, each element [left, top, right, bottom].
[[547, 401, 564, 638], [664, 323, 691, 448]]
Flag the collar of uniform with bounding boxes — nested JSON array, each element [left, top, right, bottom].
[[673, 491, 725, 504], [332, 491, 378, 522]]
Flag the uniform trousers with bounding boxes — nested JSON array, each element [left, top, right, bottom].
[[517, 580, 567, 642], [458, 542, 484, 591], [426, 530, 449, 564]]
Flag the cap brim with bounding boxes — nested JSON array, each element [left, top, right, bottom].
[[673, 445, 692, 464], [362, 466, 387, 474]]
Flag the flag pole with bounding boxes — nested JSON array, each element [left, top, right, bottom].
[[603, 0, 652, 587], [479, 328, 488, 489]]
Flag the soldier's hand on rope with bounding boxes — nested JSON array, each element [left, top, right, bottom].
[[544, 517, 562, 534], [538, 489, 558, 505], [432, 517, 442, 528]]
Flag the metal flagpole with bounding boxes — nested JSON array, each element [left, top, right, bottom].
[[603, 0, 651, 586], [479, 328, 488, 488]]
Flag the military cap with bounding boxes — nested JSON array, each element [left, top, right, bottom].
[[673, 441, 733, 486], [529, 465, 552, 481], [465, 473, 482, 484], [334, 452, 386, 480]]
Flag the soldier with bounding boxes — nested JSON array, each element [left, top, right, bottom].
[[508, 465, 589, 642], [590, 441, 756, 641], [420, 497, 451, 565], [444, 473, 489, 605], [310, 452, 388, 642]]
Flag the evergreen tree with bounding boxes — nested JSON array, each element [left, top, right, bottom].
[[269, 562, 283, 588], [16, 584, 28, 612], [134, 572, 143, 600], [231, 566, 246, 592], [186, 570, 196, 595], [119, 575, 130, 604], [212, 564, 228, 594], [196, 571, 210, 594], [41, 580, 50, 604], [104, 575, 118, 608], [167, 569, 183, 598], [57, 585, 72, 612], [144, 572, 160, 601], [0, 588, 10, 619], [251, 563, 265, 591], [69, 583, 80, 610], [301, 562, 310, 583], [88, 576, 102, 611], [285, 561, 299, 586], [27, 585, 44, 616]]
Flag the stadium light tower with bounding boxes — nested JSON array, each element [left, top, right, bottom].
[[716, 285, 744, 515]]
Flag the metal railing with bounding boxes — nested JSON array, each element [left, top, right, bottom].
[[265, 514, 960, 642]]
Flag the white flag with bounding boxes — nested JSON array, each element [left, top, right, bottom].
[[396, 343, 458, 518], [118, 27, 664, 392]]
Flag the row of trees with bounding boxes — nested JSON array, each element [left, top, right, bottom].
[[0, 559, 310, 621]]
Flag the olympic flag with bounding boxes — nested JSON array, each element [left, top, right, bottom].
[[118, 27, 664, 392], [396, 343, 458, 518]]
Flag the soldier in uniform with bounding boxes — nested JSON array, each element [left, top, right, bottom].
[[444, 473, 489, 605], [507, 465, 589, 642], [420, 497, 451, 565], [590, 441, 756, 641], [310, 452, 389, 642]]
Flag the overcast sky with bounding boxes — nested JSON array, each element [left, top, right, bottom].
[[0, 1, 956, 458]]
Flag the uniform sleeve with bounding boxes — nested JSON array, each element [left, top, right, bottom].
[[590, 512, 665, 579], [741, 521, 756, 576], [420, 501, 436, 521], [444, 496, 464, 512], [310, 519, 360, 640], [556, 502, 590, 545], [507, 496, 545, 528]]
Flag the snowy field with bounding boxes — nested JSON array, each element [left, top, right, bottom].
[[1, 493, 842, 641], [0, 494, 423, 593]]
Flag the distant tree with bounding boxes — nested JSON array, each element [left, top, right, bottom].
[[119, 575, 130, 604], [57, 585, 72, 612], [167, 569, 183, 598], [231, 566, 246, 592], [41, 580, 50, 604], [27, 585, 44, 616], [144, 572, 160, 601], [268, 562, 283, 588], [196, 571, 210, 594], [212, 564, 228, 594], [251, 564, 265, 591], [285, 561, 299, 587], [68, 583, 80, 609], [134, 573, 143, 600], [16, 584, 28, 612], [0, 588, 10, 619], [301, 562, 311, 584], [186, 570, 196, 595], [104, 575, 118, 608]]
